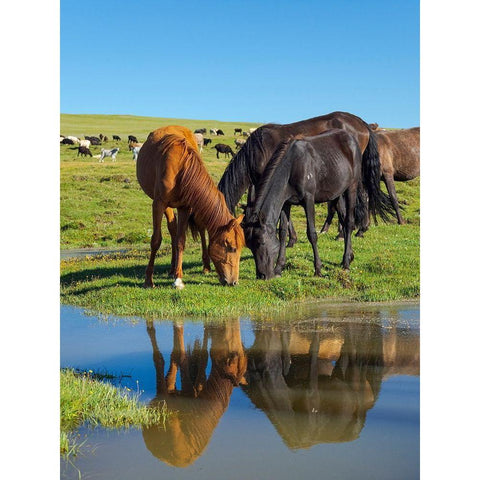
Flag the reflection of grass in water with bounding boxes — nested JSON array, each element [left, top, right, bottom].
[[60, 368, 169, 458]]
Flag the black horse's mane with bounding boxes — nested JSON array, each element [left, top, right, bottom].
[[218, 126, 273, 212]]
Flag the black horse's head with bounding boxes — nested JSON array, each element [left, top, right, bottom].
[[242, 210, 280, 280]]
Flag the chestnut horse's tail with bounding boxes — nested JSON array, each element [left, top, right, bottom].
[[361, 127, 395, 223]]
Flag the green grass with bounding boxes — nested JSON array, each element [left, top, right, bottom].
[[60, 368, 169, 457], [60, 114, 419, 318]]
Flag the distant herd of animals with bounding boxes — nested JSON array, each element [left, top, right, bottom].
[[60, 127, 254, 162], [131, 112, 420, 290]]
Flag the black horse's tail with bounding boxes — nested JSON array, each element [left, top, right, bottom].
[[361, 127, 395, 223]]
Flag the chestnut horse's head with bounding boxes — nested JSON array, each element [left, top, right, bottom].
[[208, 215, 245, 286]]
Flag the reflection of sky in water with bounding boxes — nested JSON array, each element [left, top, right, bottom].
[[61, 304, 419, 480]]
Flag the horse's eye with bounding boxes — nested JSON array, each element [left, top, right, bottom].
[[227, 246, 237, 253]]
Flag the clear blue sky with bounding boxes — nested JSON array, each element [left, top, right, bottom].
[[61, 0, 419, 127]]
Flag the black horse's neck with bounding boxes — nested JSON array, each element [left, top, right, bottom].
[[254, 149, 294, 227]]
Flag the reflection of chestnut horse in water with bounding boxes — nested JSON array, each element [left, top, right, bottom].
[[142, 320, 247, 468]]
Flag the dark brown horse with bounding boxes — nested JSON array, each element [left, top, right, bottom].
[[321, 126, 420, 234], [136, 125, 245, 289], [218, 111, 392, 243]]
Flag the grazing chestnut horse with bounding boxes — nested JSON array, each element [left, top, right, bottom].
[[136, 126, 245, 289]]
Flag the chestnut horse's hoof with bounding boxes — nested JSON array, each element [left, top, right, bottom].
[[173, 278, 185, 290], [203, 267, 211, 275], [143, 282, 154, 289]]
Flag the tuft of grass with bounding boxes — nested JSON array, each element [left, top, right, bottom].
[[60, 368, 170, 457]]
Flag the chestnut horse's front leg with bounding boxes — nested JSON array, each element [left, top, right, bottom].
[[144, 198, 167, 288], [164, 207, 178, 277], [172, 207, 191, 289]]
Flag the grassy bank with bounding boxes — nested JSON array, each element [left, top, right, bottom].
[[60, 368, 169, 457], [60, 114, 419, 318]]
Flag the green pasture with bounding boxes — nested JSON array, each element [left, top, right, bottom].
[[60, 114, 420, 318]]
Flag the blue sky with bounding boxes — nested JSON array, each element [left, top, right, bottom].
[[61, 0, 419, 127]]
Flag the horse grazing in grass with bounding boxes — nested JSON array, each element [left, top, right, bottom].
[[320, 126, 420, 235], [242, 129, 393, 280], [136, 125, 245, 289], [218, 111, 393, 246]]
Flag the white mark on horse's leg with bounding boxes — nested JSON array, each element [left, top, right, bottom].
[[173, 278, 185, 290]]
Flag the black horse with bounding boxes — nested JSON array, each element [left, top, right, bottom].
[[242, 129, 392, 280], [218, 112, 392, 247], [113, 135, 121, 141]]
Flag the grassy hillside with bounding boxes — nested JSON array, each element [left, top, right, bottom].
[[60, 114, 419, 317]]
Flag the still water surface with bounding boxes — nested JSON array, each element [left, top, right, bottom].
[[60, 303, 419, 480]]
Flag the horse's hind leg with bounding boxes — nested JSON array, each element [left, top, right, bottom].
[[340, 186, 356, 270], [274, 205, 290, 276], [145, 199, 166, 288], [383, 174, 405, 224], [303, 195, 322, 276], [355, 188, 370, 237], [320, 201, 336, 234], [172, 207, 191, 289], [287, 218, 297, 248], [199, 228, 211, 274], [164, 207, 178, 277]]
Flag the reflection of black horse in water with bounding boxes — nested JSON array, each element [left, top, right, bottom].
[[242, 322, 386, 447], [142, 320, 246, 468]]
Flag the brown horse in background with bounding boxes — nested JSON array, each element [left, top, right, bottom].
[[136, 126, 245, 289], [321, 126, 420, 234]]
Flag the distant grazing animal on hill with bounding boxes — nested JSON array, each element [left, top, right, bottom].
[[103, 135, 109, 142], [210, 128, 218, 135], [99, 147, 120, 162], [77, 146, 93, 157], [113, 135, 121, 141], [194, 133, 204, 152], [214, 143, 234, 159], [234, 138, 246, 150], [132, 146, 141, 162], [204, 138, 212, 147], [234, 128, 242, 135], [85, 136, 101, 145], [194, 128, 207, 134], [61, 138, 74, 145], [128, 142, 143, 150], [99, 134, 104, 140], [216, 129, 225, 136], [66, 136, 80, 144], [79, 139, 91, 148], [128, 135, 138, 143]]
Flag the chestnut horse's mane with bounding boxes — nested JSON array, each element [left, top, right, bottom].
[[158, 134, 232, 237]]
